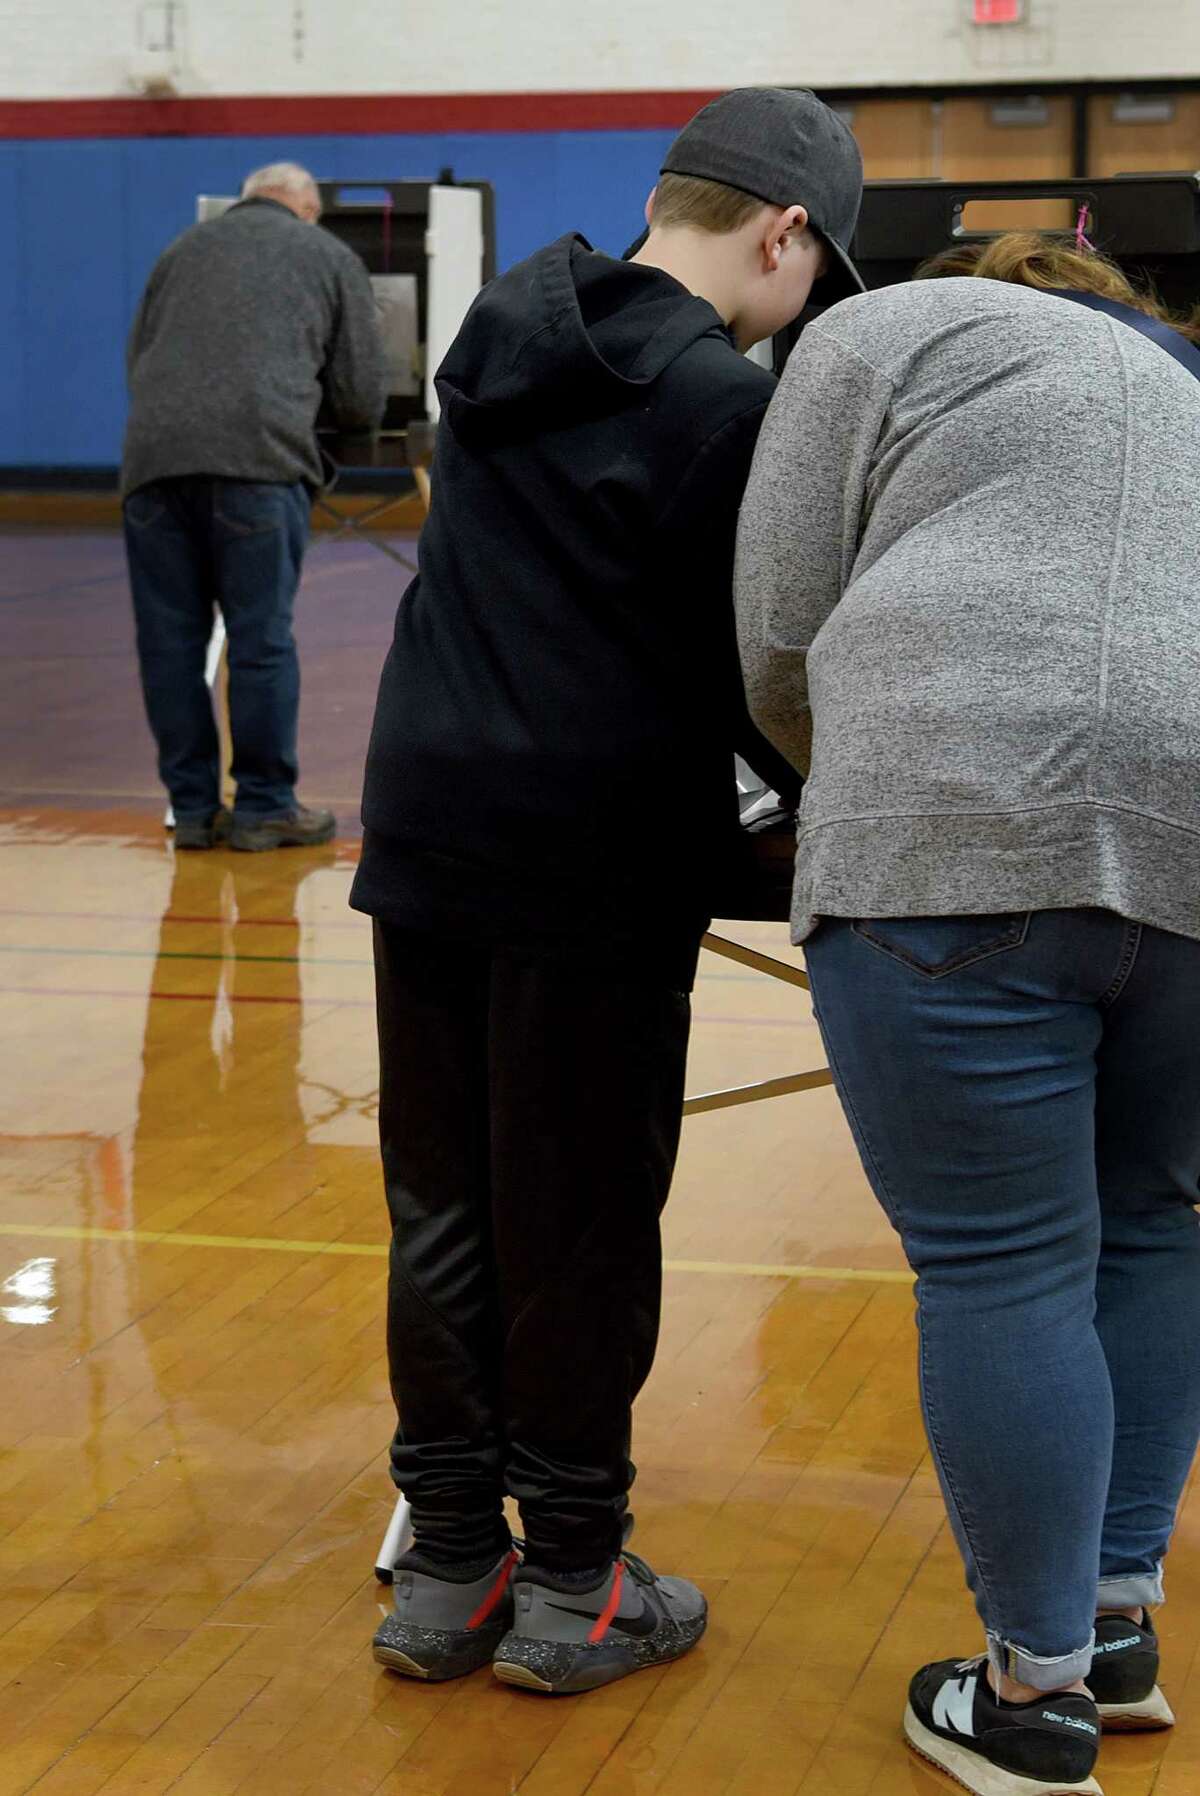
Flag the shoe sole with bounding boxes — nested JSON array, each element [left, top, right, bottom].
[[372, 1642, 492, 1682], [372, 1623, 504, 1683], [230, 833, 335, 853], [1097, 1685, 1175, 1731], [373, 1643, 441, 1680], [492, 1613, 707, 1696], [903, 1703, 1102, 1796]]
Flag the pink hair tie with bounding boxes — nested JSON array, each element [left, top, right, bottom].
[[1075, 203, 1096, 254]]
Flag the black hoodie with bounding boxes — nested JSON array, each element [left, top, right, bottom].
[[351, 234, 798, 982]]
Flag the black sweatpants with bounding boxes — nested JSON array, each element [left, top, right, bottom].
[[373, 919, 694, 1572]]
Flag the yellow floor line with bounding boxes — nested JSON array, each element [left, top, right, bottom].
[[0, 1221, 911, 1284], [664, 1257, 912, 1285]]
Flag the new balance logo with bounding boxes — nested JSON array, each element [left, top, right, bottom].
[[932, 1675, 977, 1737], [1093, 1635, 1140, 1654], [1042, 1712, 1098, 1736]]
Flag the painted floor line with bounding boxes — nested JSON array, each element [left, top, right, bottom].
[[0, 1221, 911, 1284], [0, 984, 360, 1007], [0, 984, 812, 1027], [0, 945, 788, 988], [0, 783, 365, 806], [0, 944, 374, 969], [0, 908, 368, 932]]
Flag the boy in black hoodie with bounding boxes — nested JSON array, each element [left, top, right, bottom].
[[355, 89, 864, 1694]]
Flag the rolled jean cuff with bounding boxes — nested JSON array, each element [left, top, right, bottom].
[[1097, 1566, 1164, 1611], [987, 1630, 1095, 1691]]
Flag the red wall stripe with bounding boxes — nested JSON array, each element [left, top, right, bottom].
[[0, 91, 724, 140]]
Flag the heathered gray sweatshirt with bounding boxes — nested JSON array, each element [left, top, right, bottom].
[[735, 277, 1200, 944], [122, 198, 386, 496]]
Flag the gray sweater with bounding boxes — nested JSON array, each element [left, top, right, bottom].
[[122, 198, 386, 496], [735, 278, 1200, 944]]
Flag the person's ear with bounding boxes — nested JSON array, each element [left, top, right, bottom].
[[644, 186, 658, 227], [763, 204, 809, 270]]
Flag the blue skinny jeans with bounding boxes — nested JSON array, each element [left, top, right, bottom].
[[804, 908, 1200, 1691]]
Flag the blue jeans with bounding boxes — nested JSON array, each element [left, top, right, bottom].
[[804, 909, 1200, 1690], [124, 476, 309, 820]]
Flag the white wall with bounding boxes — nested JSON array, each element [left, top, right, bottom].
[[3, 0, 1199, 101]]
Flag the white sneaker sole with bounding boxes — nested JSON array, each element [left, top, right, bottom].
[[903, 1703, 1103, 1796], [1097, 1684, 1175, 1731]]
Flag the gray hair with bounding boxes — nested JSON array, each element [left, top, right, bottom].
[[241, 161, 319, 204]]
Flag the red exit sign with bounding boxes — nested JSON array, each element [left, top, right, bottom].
[[974, 0, 1023, 20]]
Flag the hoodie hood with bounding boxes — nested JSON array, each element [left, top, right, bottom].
[[435, 234, 730, 445]]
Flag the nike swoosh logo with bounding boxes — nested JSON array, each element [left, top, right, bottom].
[[542, 1598, 659, 1639]]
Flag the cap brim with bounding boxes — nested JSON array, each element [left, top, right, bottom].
[[811, 230, 866, 305]]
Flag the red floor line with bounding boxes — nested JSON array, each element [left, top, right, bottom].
[[149, 990, 309, 1005]]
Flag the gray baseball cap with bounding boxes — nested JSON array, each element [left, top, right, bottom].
[[661, 87, 865, 303]]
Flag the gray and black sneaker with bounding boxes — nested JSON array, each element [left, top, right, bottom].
[[230, 804, 336, 852], [372, 1547, 520, 1681], [173, 808, 231, 850], [1088, 1610, 1174, 1732], [491, 1549, 707, 1695], [905, 1656, 1102, 1796]]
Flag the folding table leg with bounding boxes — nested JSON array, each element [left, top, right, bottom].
[[374, 1493, 414, 1584]]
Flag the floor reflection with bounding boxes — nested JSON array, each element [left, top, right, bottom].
[[1, 1254, 58, 1326], [131, 847, 310, 1172]]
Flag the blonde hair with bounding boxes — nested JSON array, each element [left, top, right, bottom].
[[651, 172, 769, 235], [916, 231, 1200, 344]]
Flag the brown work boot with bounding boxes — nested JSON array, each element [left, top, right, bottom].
[[230, 804, 336, 852]]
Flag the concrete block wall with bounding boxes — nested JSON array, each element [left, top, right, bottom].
[[2, 0, 1198, 100]]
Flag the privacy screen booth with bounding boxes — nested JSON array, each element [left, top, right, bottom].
[[313, 177, 496, 441], [776, 171, 1200, 368]]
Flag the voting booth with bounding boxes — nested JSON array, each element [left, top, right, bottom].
[[776, 170, 1200, 369], [315, 177, 495, 430], [310, 177, 494, 560]]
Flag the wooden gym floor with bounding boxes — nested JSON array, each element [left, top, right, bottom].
[[1, 528, 1198, 1795]]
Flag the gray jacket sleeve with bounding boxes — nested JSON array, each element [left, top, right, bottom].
[[734, 324, 892, 773], [323, 252, 388, 432]]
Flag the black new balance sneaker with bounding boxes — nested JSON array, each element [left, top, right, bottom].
[[905, 1656, 1102, 1796], [372, 1547, 520, 1680], [492, 1550, 707, 1694], [1088, 1611, 1175, 1732]]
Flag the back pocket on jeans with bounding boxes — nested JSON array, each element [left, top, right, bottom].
[[850, 914, 1030, 979], [123, 486, 168, 530], [214, 482, 289, 537]]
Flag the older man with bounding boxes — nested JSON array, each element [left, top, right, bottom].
[[123, 162, 386, 850]]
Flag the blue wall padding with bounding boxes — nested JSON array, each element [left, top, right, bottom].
[[0, 127, 677, 467]]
